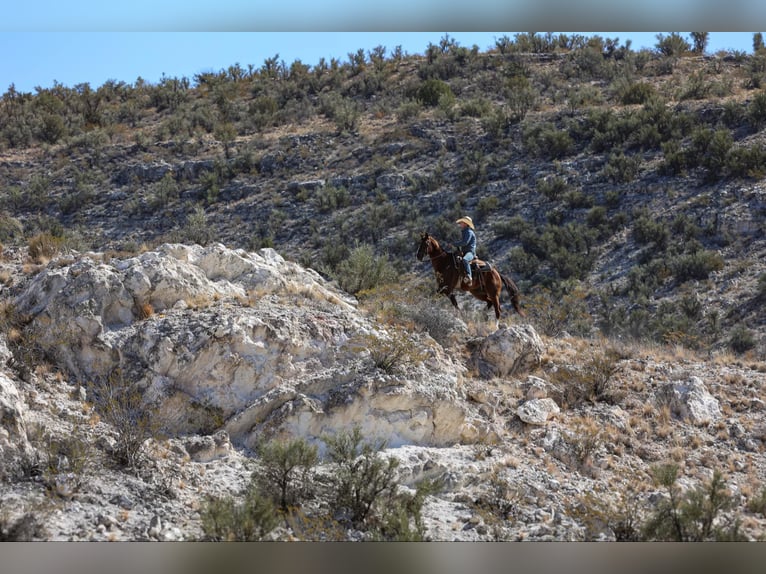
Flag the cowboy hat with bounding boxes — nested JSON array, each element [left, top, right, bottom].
[[455, 216, 474, 229]]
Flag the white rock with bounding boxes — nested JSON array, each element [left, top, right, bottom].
[[517, 398, 560, 425]]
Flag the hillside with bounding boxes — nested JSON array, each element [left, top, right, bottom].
[[1, 32, 766, 541]]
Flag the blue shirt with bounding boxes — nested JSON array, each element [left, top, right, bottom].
[[455, 227, 476, 255]]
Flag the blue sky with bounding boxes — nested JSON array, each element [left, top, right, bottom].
[[1, 32, 760, 94]]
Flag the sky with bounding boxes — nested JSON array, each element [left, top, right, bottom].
[[1, 32, 761, 95], [0, 0, 764, 94]]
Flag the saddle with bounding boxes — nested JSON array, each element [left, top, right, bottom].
[[454, 253, 492, 273]]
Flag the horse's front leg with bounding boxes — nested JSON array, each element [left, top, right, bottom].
[[449, 293, 460, 310]]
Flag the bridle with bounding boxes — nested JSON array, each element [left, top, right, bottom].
[[418, 236, 448, 262]]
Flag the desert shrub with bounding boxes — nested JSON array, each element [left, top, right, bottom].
[[416, 79, 454, 107], [669, 249, 723, 282], [460, 97, 492, 118], [88, 369, 163, 468], [660, 139, 687, 175], [573, 488, 643, 541], [680, 71, 711, 100], [746, 487, 766, 516], [524, 284, 592, 337], [562, 416, 605, 469], [654, 33, 690, 57], [632, 214, 669, 250], [35, 423, 94, 481], [602, 151, 641, 183], [398, 298, 465, 346], [548, 348, 622, 408], [747, 90, 766, 129], [396, 99, 422, 122], [0, 214, 24, 243], [536, 176, 568, 200], [505, 75, 537, 123], [728, 324, 756, 354], [351, 328, 427, 374], [642, 464, 744, 541], [323, 426, 399, 529], [200, 488, 278, 541], [757, 273, 766, 302], [372, 478, 441, 541], [726, 145, 766, 179], [254, 437, 318, 512], [27, 232, 64, 263], [314, 185, 351, 213], [0, 511, 44, 542], [522, 122, 573, 159], [176, 206, 212, 246], [333, 243, 397, 295], [619, 81, 656, 105]]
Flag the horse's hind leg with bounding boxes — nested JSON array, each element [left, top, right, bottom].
[[491, 296, 501, 320], [449, 294, 460, 310]]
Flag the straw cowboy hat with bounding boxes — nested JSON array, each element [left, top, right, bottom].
[[455, 216, 474, 229]]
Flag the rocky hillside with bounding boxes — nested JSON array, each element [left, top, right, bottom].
[[1, 33, 766, 541], [1, 35, 765, 354], [0, 242, 765, 541]]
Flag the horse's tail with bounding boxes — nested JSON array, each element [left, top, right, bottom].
[[501, 273, 525, 317]]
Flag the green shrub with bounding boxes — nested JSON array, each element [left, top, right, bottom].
[[669, 249, 723, 282], [728, 324, 756, 354], [747, 91, 766, 130], [416, 79, 454, 107], [200, 488, 278, 541], [373, 478, 441, 541], [654, 33, 691, 57], [602, 151, 641, 183], [632, 214, 669, 249], [536, 176, 568, 200], [323, 426, 399, 528], [642, 465, 744, 541], [333, 243, 397, 295], [619, 81, 656, 105], [255, 438, 319, 512]]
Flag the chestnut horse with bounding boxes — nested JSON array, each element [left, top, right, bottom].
[[416, 232, 524, 320]]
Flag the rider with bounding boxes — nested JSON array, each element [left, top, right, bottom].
[[454, 216, 477, 285]]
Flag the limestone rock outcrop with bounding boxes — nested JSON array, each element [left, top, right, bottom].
[[13, 243, 479, 449]]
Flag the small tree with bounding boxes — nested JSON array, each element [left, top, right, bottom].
[[690, 32, 709, 54], [255, 438, 318, 512], [655, 33, 691, 57], [323, 426, 399, 528]]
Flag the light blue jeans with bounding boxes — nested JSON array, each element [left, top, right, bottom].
[[463, 252, 474, 278]]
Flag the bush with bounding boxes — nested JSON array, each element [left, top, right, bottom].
[[728, 324, 756, 354], [416, 79, 454, 107], [642, 464, 744, 541], [654, 33, 691, 57], [28, 232, 64, 264], [88, 369, 162, 468], [351, 328, 427, 374], [333, 243, 397, 295], [548, 348, 622, 408], [200, 488, 278, 541], [323, 426, 399, 528], [619, 82, 656, 105], [255, 438, 318, 512], [669, 249, 724, 282]]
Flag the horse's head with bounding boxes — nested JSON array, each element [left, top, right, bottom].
[[416, 232, 441, 261]]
